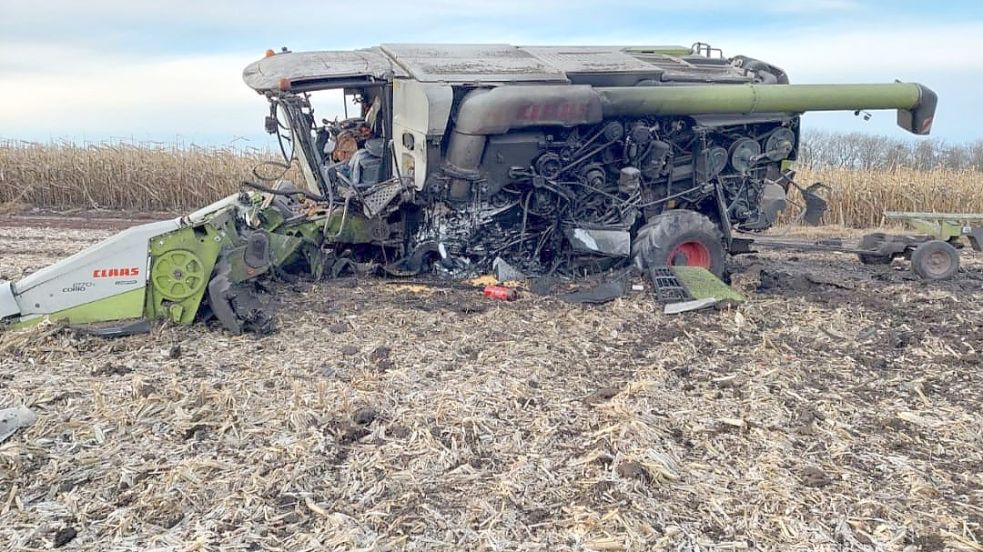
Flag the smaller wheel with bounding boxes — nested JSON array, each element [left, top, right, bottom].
[[910, 240, 959, 281], [857, 232, 893, 265]]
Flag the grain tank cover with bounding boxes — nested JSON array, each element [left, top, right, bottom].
[[379, 44, 569, 83], [245, 43, 756, 91], [243, 48, 408, 93]]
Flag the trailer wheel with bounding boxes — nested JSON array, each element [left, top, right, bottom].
[[633, 210, 726, 278], [911, 240, 959, 281], [857, 232, 894, 265]]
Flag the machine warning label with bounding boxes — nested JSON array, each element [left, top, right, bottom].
[[92, 267, 141, 278]]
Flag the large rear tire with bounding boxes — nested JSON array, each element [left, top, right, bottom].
[[632, 209, 726, 278]]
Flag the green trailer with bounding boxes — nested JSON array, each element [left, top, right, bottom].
[[746, 211, 981, 281], [856, 212, 983, 280]]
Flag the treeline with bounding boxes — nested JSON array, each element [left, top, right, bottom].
[[799, 130, 983, 172]]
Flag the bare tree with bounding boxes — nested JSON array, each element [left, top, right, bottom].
[[800, 131, 981, 171]]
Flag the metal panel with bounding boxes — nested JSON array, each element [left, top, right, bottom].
[[380, 44, 568, 83], [13, 219, 181, 316], [243, 48, 408, 92], [392, 80, 454, 189], [522, 46, 662, 74], [0, 281, 19, 318], [243, 44, 757, 88]]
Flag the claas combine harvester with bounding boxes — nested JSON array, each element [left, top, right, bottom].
[[0, 43, 937, 333]]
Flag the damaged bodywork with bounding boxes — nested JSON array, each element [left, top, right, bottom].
[[0, 43, 938, 332]]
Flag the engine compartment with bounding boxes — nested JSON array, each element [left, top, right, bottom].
[[410, 114, 799, 275]]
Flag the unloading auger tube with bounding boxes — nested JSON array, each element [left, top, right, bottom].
[[444, 82, 937, 174], [596, 82, 937, 134]]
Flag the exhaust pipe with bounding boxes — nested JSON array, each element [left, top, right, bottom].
[[444, 86, 603, 178]]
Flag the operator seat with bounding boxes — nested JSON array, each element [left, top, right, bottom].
[[349, 138, 384, 187]]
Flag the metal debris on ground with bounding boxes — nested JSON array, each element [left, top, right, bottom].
[[0, 405, 37, 443], [558, 279, 628, 304], [492, 257, 526, 283], [661, 267, 744, 314], [664, 297, 719, 315], [648, 267, 691, 302], [672, 266, 746, 303]]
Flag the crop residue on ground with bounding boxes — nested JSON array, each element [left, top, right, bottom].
[[0, 222, 981, 550]]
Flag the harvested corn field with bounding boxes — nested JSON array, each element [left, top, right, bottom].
[[0, 220, 981, 551]]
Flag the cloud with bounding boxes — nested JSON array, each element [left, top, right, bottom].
[[0, 45, 264, 142], [727, 22, 983, 79], [0, 4, 979, 143], [0, 0, 875, 53]]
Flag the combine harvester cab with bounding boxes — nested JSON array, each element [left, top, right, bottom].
[[0, 43, 937, 332]]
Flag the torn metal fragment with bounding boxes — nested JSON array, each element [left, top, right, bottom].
[[493, 257, 526, 283], [0, 405, 37, 443], [664, 298, 718, 314], [565, 228, 631, 257]]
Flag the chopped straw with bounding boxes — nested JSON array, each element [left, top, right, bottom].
[[0, 224, 980, 550]]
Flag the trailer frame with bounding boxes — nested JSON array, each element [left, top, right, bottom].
[[736, 211, 983, 281]]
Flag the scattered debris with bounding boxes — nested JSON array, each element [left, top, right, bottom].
[[672, 266, 745, 303], [492, 257, 526, 283], [661, 267, 744, 314], [649, 267, 691, 302], [0, 405, 37, 443], [664, 297, 718, 315], [1, 223, 980, 549], [559, 279, 627, 304], [52, 527, 77, 548], [352, 406, 378, 426], [616, 461, 651, 483]]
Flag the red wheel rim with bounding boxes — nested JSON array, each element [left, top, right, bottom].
[[668, 241, 711, 268]]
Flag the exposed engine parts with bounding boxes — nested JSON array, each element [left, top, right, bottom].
[[304, 106, 803, 278]]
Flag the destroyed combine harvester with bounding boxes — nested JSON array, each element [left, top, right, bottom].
[[0, 43, 940, 333]]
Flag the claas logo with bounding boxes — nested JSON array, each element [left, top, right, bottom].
[[92, 267, 141, 278]]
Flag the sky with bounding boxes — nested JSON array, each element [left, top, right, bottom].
[[1, 0, 981, 147]]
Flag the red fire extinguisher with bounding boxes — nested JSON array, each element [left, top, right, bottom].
[[483, 285, 517, 301]]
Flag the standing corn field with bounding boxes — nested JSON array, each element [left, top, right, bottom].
[[796, 166, 981, 228], [0, 141, 980, 227], [0, 141, 282, 212]]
